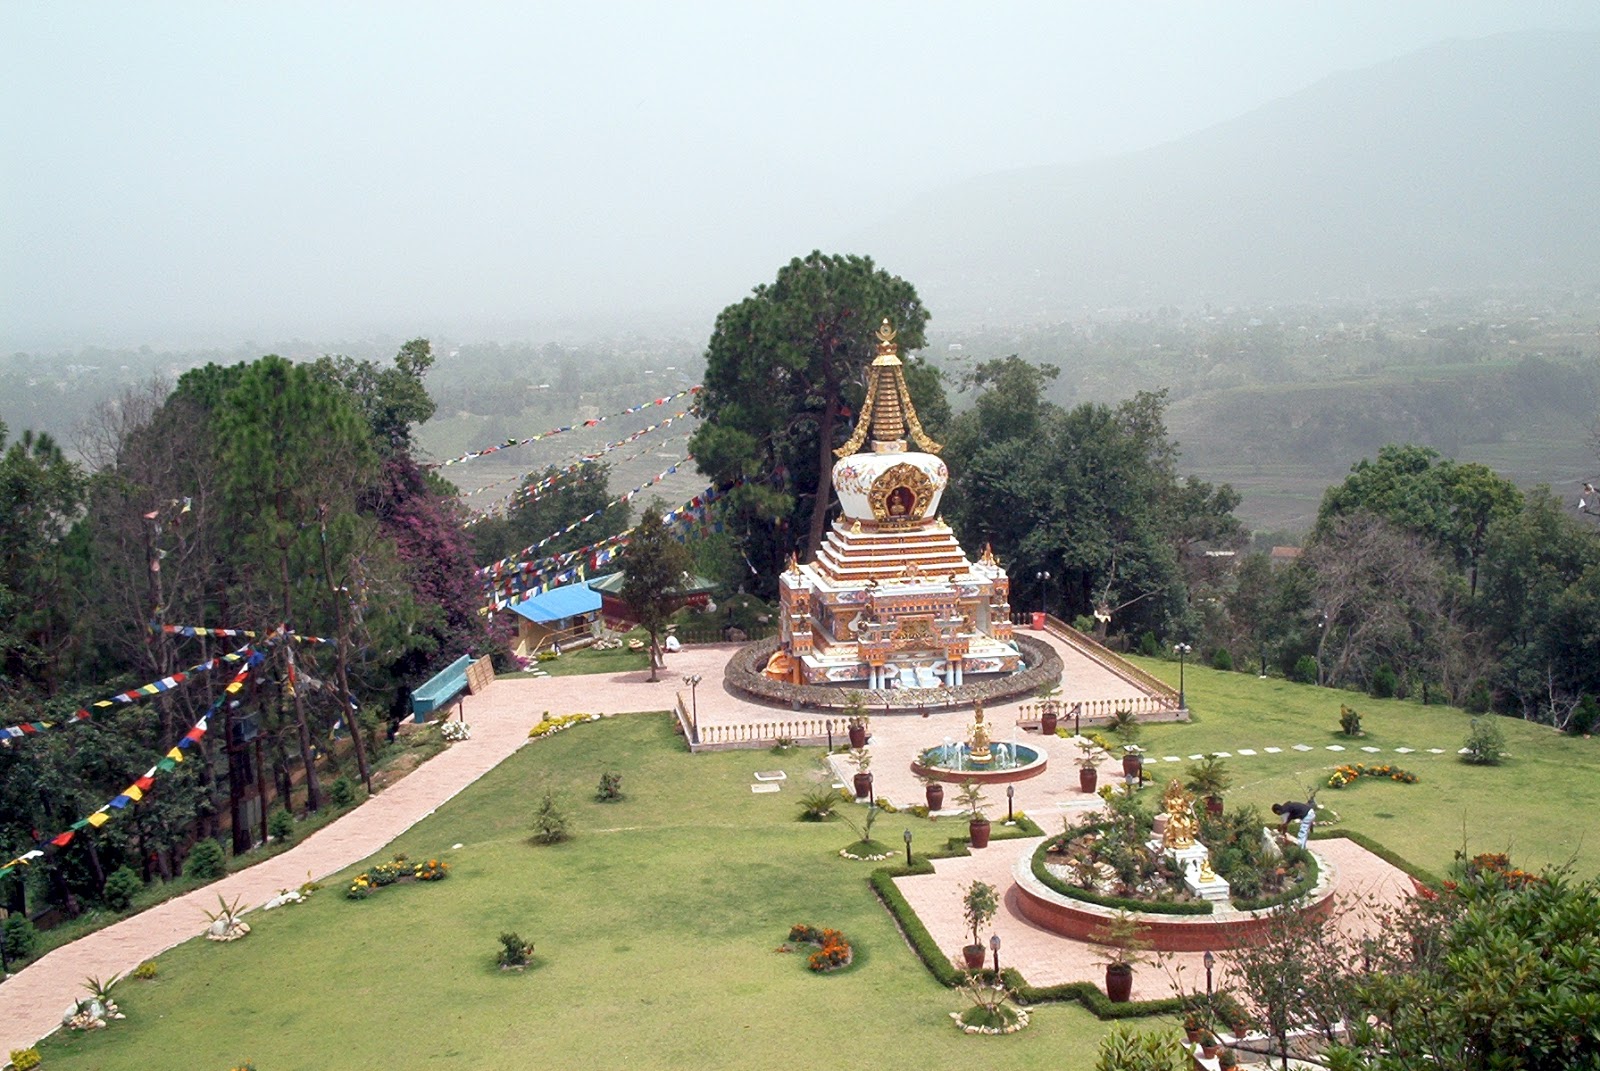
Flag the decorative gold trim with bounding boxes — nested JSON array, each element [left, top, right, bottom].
[[894, 365, 942, 454], [868, 462, 935, 524], [833, 373, 878, 458]]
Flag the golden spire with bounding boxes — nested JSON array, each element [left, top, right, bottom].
[[834, 319, 942, 458]]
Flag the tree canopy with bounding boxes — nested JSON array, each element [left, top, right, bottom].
[[944, 358, 1240, 637], [689, 251, 942, 592]]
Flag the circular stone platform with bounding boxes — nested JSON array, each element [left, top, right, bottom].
[[1010, 845, 1338, 953], [724, 634, 1063, 712]]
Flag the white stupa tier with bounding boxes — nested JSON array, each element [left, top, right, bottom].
[[767, 321, 1018, 689]]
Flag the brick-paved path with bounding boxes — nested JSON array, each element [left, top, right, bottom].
[[0, 638, 1417, 1052]]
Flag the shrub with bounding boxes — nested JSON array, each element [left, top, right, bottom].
[[1138, 632, 1159, 657], [329, 776, 356, 807], [595, 771, 624, 802], [1464, 679, 1492, 714], [497, 931, 534, 967], [531, 790, 571, 844], [1370, 665, 1398, 698], [1339, 704, 1363, 737], [183, 839, 226, 880], [1291, 655, 1319, 684], [10, 1047, 42, 1071], [1210, 648, 1233, 672], [796, 789, 839, 821], [3, 915, 38, 961], [1462, 717, 1506, 766], [102, 864, 143, 911], [1567, 695, 1599, 736], [131, 961, 158, 980], [1094, 1025, 1190, 1070], [268, 808, 296, 843]]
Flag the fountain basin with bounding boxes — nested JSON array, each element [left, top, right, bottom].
[[910, 742, 1047, 784]]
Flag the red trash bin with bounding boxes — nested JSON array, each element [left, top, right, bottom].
[[1031, 612, 1046, 630]]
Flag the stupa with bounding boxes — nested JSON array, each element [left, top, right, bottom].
[[767, 321, 1019, 688]]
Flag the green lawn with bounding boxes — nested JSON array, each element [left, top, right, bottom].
[[1123, 656, 1600, 876], [31, 664, 1600, 1070], [36, 716, 1115, 1071]]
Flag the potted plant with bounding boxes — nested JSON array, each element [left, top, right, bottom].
[[1199, 1031, 1222, 1059], [1075, 737, 1108, 793], [844, 692, 869, 749], [846, 747, 872, 800], [957, 778, 990, 848], [1184, 754, 1233, 817], [1090, 909, 1151, 1003], [1183, 1014, 1203, 1045], [1121, 743, 1144, 781], [1035, 684, 1062, 736], [917, 772, 945, 812], [960, 879, 999, 971], [1217, 1047, 1239, 1069]]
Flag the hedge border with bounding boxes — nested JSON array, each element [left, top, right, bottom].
[[870, 864, 1184, 1020]]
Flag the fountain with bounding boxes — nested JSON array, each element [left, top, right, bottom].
[[909, 702, 1048, 784]]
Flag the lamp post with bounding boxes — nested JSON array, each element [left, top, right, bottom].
[[1035, 570, 1052, 616], [1006, 784, 1014, 823], [682, 673, 702, 743], [903, 828, 913, 867], [1173, 643, 1191, 711], [1203, 948, 1215, 996], [990, 933, 1002, 976]]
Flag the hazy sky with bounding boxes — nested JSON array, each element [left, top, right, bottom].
[[4, 2, 1597, 350]]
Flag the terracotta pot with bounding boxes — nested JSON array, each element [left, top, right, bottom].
[[1185, 1027, 1202, 1045], [969, 817, 991, 849], [925, 783, 944, 811], [847, 725, 867, 749], [1122, 753, 1143, 779], [853, 772, 872, 799], [1079, 766, 1098, 793], [1201, 1040, 1221, 1059], [1205, 795, 1224, 817], [1040, 710, 1058, 736], [1105, 963, 1133, 1003], [962, 944, 988, 970]]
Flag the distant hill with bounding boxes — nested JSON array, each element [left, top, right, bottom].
[[856, 31, 1600, 320]]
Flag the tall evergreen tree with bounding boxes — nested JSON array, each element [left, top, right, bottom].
[[690, 252, 939, 589]]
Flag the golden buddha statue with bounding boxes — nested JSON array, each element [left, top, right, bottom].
[[968, 701, 992, 764]]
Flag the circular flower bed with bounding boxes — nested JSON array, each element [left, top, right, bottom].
[[1039, 797, 1314, 911]]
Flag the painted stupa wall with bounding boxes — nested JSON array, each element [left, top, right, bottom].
[[769, 321, 1018, 689]]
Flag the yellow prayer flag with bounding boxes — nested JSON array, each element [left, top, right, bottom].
[[124, 785, 143, 802], [87, 811, 111, 828]]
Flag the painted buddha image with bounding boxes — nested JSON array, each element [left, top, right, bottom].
[[887, 485, 914, 517]]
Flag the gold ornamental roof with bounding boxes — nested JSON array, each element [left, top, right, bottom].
[[834, 320, 941, 458]]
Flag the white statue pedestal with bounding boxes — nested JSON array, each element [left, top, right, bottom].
[[1184, 866, 1231, 903]]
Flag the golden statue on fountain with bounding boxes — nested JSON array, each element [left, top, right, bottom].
[[967, 701, 992, 765]]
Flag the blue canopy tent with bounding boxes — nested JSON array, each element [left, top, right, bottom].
[[508, 584, 603, 655]]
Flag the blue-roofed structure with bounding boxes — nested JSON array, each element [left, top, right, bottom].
[[508, 584, 603, 656]]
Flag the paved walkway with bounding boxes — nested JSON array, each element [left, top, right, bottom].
[[0, 637, 1419, 1053]]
